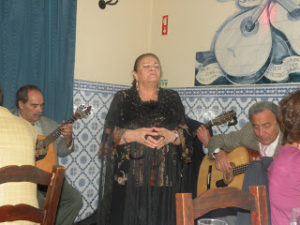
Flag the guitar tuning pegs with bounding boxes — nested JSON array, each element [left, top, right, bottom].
[[227, 116, 238, 126], [74, 105, 92, 119]]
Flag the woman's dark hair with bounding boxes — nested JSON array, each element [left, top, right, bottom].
[[16, 85, 42, 108], [131, 53, 161, 87], [278, 89, 300, 144]]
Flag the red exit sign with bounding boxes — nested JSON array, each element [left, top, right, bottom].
[[162, 15, 168, 35]]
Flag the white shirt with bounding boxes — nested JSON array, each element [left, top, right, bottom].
[[259, 134, 280, 157]]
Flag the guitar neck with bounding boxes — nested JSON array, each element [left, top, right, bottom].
[[251, 0, 269, 23], [191, 111, 236, 137], [204, 120, 213, 129], [233, 163, 250, 176], [204, 111, 236, 129], [43, 115, 78, 146], [191, 121, 212, 137]]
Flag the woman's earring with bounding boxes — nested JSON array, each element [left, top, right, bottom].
[[136, 80, 139, 91]]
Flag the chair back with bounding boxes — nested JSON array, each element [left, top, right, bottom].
[[0, 165, 65, 225], [176, 185, 268, 225]]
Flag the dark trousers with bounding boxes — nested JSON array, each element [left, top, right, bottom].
[[38, 178, 82, 225], [236, 157, 273, 225]]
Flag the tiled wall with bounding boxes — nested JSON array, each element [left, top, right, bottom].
[[63, 80, 299, 221]]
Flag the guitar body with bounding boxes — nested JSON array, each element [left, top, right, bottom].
[[269, 2, 300, 55], [35, 135, 57, 173], [214, 7, 272, 79], [197, 146, 260, 196]]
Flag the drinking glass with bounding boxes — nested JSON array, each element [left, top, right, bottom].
[[291, 208, 300, 225], [197, 218, 228, 225]]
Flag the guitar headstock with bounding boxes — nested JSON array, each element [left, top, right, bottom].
[[206, 110, 237, 128], [227, 115, 238, 126], [74, 105, 92, 119]]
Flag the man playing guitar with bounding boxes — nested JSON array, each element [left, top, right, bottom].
[[197, 101, 282, 225], [205, 102, 281, 172], [11, 85, 82, 225]]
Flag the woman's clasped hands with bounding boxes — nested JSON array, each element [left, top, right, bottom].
[[125, 127, 178, 149]]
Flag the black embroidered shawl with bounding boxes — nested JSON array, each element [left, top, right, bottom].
[[96, 87, 193, 225]]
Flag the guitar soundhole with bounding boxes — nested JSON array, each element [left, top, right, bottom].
[[240, 16, 259, 37], [36, 154, 46, 161], [216, 179, 228, 188]]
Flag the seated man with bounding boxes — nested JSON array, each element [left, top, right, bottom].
[[206, 101, 281, 169], [11, 85, 82, 225], [199, 101, 281, 225], [0, 86, 38, 225]]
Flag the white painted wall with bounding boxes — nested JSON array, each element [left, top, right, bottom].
[[75, 0, 239, 87], [75, 0, 153, 85]]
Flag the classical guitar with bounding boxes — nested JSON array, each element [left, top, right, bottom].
[[35, 105, 92, 172], [197, 146, 260, 196]]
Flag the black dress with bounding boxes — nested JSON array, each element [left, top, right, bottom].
[[96, 87, 193, 225]]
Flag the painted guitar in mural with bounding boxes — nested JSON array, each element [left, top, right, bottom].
[[269, 0, 300, 55], [35, 105, 91, 172], [197, 146, 261, 196], [214, 0, 272, 80]]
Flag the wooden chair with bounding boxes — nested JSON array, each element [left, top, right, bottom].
[[176, 185, 268, 225], [0, 165, 65, 225]]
